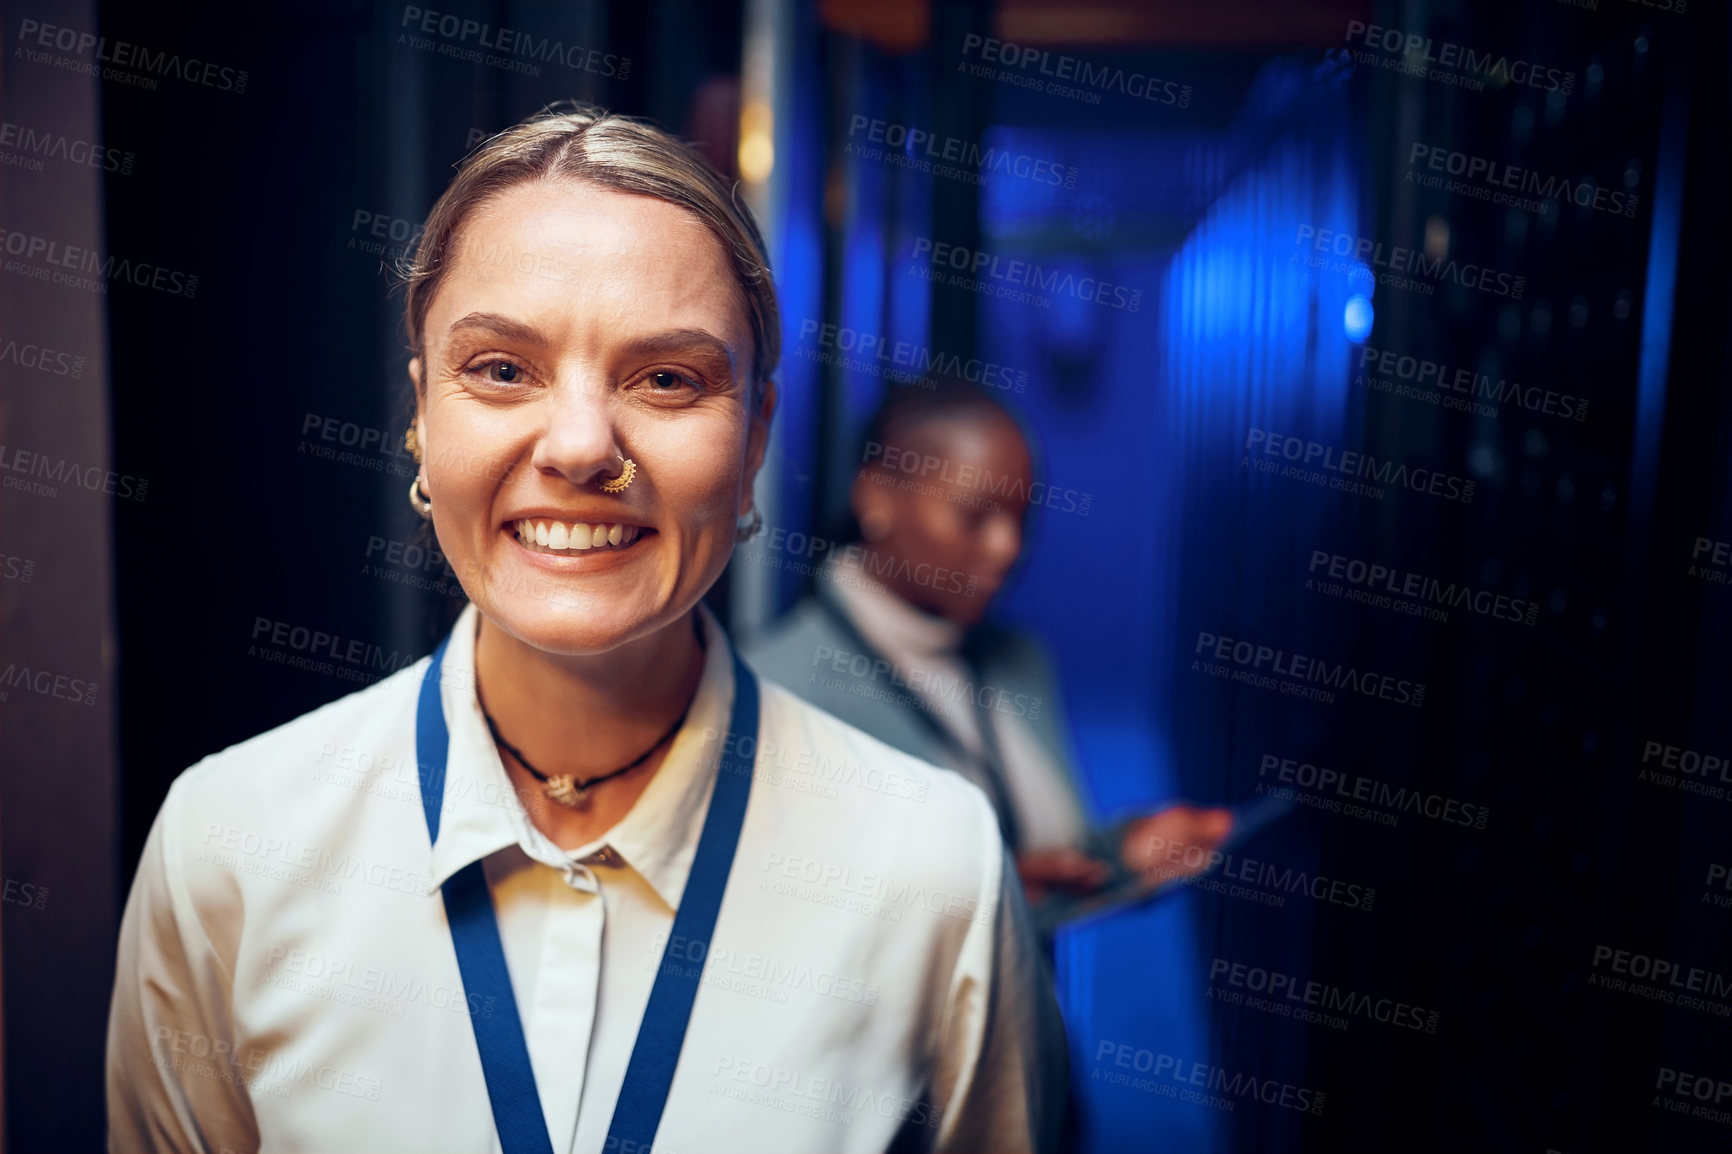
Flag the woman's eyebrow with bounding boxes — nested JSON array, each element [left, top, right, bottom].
[[444, 317, 735, 371], [621, 328, 738, 373], [445, 312, 548, 346]]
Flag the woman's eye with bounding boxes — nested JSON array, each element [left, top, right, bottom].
[[461, 359, 529, 386], [648, 370, 695, 391]]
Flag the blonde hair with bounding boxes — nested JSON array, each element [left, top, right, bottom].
[[400, 102, 779, 401]]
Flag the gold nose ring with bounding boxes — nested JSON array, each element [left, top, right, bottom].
[[597, 455, 636, 494]]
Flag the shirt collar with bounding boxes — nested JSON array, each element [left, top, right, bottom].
[[820, 553, 966, 661], [423, 600, 734, 914]]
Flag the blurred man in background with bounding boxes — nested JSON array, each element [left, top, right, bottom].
[[744, 380, 1234, 939]]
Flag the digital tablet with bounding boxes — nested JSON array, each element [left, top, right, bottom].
[[1053, 793, 1295, 929]]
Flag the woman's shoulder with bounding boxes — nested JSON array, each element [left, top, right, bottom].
[[130, 659, 438, 973], [167, 654, 432, 817], [751, 676, 1006, 881]]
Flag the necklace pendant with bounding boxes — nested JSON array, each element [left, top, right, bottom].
[[543, 775, 590, 810]]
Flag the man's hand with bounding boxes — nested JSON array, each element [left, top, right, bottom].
[[1119, 804, 1235, 888], [1015, 847, 1111, 906]]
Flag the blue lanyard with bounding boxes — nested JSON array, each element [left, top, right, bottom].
[[416, 629, 760, 1154]]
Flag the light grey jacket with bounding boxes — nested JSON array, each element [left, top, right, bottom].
[[741, 579, 1132, 937]]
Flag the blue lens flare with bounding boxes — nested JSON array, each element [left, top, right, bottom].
[[1344, 294, 1374, 342]]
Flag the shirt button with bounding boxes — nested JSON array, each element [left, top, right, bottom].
[[589, 847, 618, 867]]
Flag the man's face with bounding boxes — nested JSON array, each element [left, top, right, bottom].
[[852, 411, 1032, 625]]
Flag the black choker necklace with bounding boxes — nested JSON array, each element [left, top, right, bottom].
[[481, 702, 691, 809], [478, 614, 707, 810]]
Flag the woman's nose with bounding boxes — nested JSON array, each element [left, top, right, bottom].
[[529, 377, 620, 485]]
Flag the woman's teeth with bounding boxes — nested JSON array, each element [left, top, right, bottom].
[[512, 519, 641, 552]]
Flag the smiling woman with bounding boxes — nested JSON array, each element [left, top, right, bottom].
[[411, 179, 764, 686], [104, 104, 1066, 1154]]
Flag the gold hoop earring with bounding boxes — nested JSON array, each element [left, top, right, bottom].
[[598, 455, 636, 494], [735, 505, 764, 542], [408, 475, 433, 519]]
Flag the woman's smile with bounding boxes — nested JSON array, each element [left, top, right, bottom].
[[409, 177, 773, 653], [504, 518, 657, 572], [511, 517, 645, 552]]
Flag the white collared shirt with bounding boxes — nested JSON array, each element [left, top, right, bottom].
[[824, 563, 1088, 853], [106, 602, 1065, 1154]]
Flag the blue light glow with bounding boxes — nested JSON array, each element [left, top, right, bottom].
[[1344, 294, 1374, 342]]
